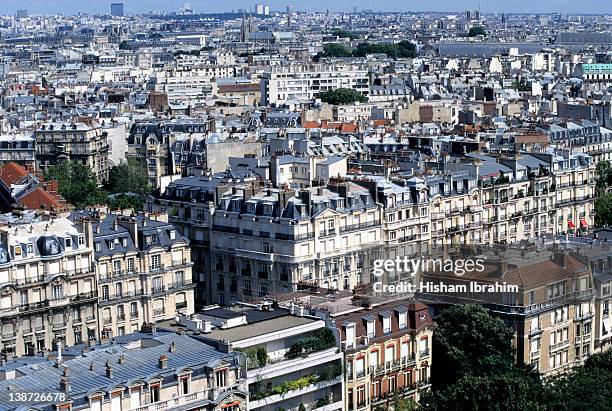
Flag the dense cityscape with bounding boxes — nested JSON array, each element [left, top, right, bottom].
[[0, 1, 610, 410]]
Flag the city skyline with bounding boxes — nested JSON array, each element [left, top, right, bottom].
[[1, 0, 612, 15]]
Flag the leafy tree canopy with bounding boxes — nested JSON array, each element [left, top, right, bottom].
[[595, 160, 612, 196], [595, 192, 612, 227], [318, 88, 367, 105], [44, 161, 106, 209], [468, 26, 487, 37], [106, 158, 151, 197], [330, 29, 359, 40], [317, 40, 417, 60]]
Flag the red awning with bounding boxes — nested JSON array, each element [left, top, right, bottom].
[[580, 218, 588, 228], [568, 221, 575, 229]]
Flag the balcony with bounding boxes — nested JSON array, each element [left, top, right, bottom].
[[419, 349, 430, 358], [48, 296, 70, 307], [153, 308, 165, 317], [0, 306, 18, 316], [129, 391, 209, 411], [525, 290, 595, 315], [575, 312, 594, 322], [150, 264, 165, 273], [152, 285, 167, 295], [549, 340, 570, 354]]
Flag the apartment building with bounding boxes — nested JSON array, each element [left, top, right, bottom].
[[467, 150, 595, 244], [0, 331, 248, 411], [545, 120, 612, 164], [208, 183, 383, 305], [336, 300, 434, 409], [75, 212, 195, 339], [35, 120, 110, 184], [576, 245, 612, 353], [0, 217, 98, 358], [579, 63, 612, 90], [417, 246, 596, 376], [147, 69, 222, 108], [261, 63, 369, 106], [162, 304, 344, 411], [0, 132, 35, 168]]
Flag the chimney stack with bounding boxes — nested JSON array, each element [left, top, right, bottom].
[[159, 355, 168, 369]]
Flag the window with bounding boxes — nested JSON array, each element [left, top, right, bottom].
[[113, 260, 121, 274], [262, 242, 272, 253], [215, 369, 227, 387], [180, 376, 190, 395], [398, 311, 407, 329], [52, 285, 63, 300], [150, 255, 161, 270], [152, 277, 163, 293], [382, 314, 391, 334], [150, 384, 160, 403], [365, 319, 375, 338], [130, 302, 138, 318], [174, 271, 184, 285], [127, 258, 134, 273], [419, 337, 429, 356], [90, 397, 102, 411], [345, 324, 356, 348], [385, 345, 395, 364]]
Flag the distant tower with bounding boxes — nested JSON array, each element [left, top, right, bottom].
[[15, 10, 28, 19], [240, 12, 254, 42], [111, 3, 124, 17]]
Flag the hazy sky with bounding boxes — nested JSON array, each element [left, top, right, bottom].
[[1, 0, 612, 15]]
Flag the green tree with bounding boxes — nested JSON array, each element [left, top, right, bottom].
[[430, 305, 514, 388], [322, 43, 352, 57], [595, 160, 612, 195], [106, 158, 151, 197], [420, 305, 545, 410], [107, 193, 144, 211], [544, 350, 612, 410], [595, 192, 612, 227], [468, 26, 487, 37], [330, 29, 358, 40], [420, 363, 544, 411], [393, 393, 417, 411], [318, 88, 367, 105], [44, 161, 106, 209], [352, 41, 416, 59]]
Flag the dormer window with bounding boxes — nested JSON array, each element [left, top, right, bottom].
[[65, 238, 72, 248], [169, 230, 176, 240], [95, 243, 100, 252], [381, 312, 392, 334], [344, 322, 356, 349], [27, 244, 34, 255], [398, 310, 407, 329], [215, 369, 227, 387], [364, 316, 375, 338], [78, 236, 85, 246]]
